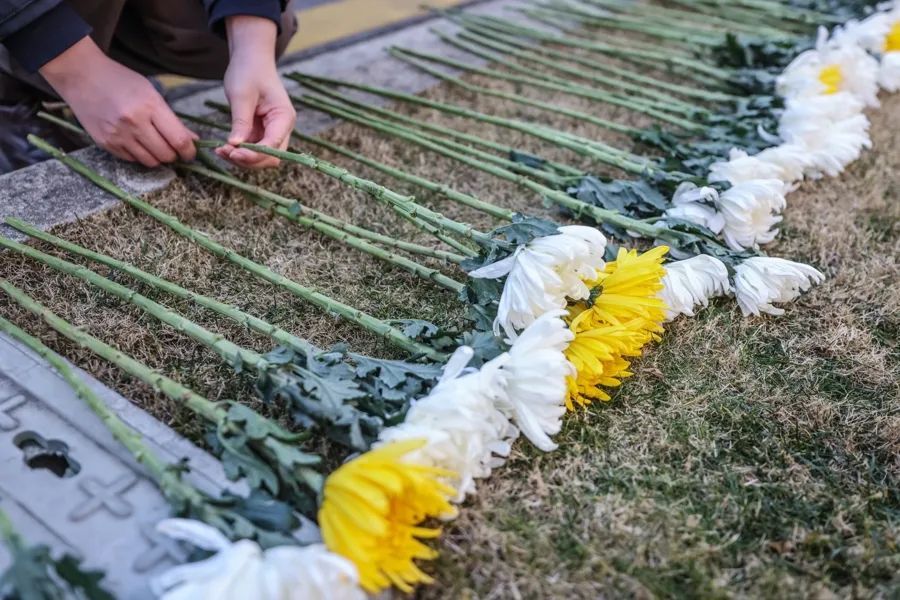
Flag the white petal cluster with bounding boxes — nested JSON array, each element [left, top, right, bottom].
[[663, 182, 724, 233], [777, 26, 881, 106], [659, 255, 731, 321], [716, 179, 786, 251], [753, 143, 814, 185], [833, 3, 900, 91], [152, 520, 364, 600], [469, 226, 606, 339], [379, 310, 577, 500], [494, 310, 574, 452], [778, 93, 872, 178], [377, 346, 519, 502], [733, 257, 826, 316], [708, 148, 784, 187]]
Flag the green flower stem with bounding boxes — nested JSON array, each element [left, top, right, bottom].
[[393, 39, 643, 137], [296, 90, 575, 188], [301, 89, 659, 181], [6, 217, 313, 353], [581, 0, 785, 37], [390, 45, 703, 130], [528, 2, 715, 46], [272, 87, 586, 176], [179, 163, 467, 293], [289, 73, 661, 176], [183, 113, 472, 264], [0, 299, 211, 516], [192, 139, 493, 249], [698, 0, 836, 25], [283, 97, 685, 244], [0, 234, 271, 369], [28, 135, 444, 361], [668, 0, 809, 33], [1, 279, 224, 424], [727, 0, 840, 23], [515, 7, 734, 80], [444, 27, 702, 112], [0, 506, 20, 548], [457, 20, 740, 103], [288, 130, 515, 222], [454, 13, 728, 87], [1, 277, 319, 501]]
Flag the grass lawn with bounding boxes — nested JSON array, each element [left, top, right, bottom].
[[0, 25, 897, 598]]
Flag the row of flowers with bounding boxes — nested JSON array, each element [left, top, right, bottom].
[[148, 4, 900, 599]]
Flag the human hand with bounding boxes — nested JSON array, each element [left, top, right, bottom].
[[216, 15, 296, 169], [40, 36, 197, 167]]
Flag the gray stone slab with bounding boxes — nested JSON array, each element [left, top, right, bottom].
[[0, 332, 234, 599]]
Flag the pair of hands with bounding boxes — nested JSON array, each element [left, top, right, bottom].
[[39, 16, 295, 169]]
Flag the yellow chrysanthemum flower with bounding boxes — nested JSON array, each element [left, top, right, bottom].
[[318, 439, 457, 594], [562, 246, 669, 409], [817, 64, 843, 94], [564, 319, 645, 409], [886, 22, 900, 52], [583, 246, 669, 328]]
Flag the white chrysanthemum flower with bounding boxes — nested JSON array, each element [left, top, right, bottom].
[[779, 96, 872, 178], [663, 182, 725, 233], [659, 255, 731, 320], [733, 257, 826, 316], [880, 51, 900, 91], [754, 143, 813, 185], [495, 310, 574, 452], [152, 520, 364, 600], [834, 4, 900, 90], [777, 26, 881, 106], [716, 180, 786, 251], [469, 225, 607, 338], [708, 148, 784, 186], [377, 346, 518, 502]]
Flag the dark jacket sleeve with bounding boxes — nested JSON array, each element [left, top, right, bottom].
[[203, 0, 287, 37], [0, 0, 90, 73]]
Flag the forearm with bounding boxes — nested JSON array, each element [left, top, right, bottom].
[[226, 15, 278, 61]]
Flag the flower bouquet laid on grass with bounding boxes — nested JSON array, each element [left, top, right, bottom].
[[5, 0, 899, 596]]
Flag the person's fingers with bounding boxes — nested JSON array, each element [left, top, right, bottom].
[[227, 91, 258, 146], [227, 148, 279, 169], [258, 106, 296, 152], [125, 138, 161, 168], [106, 144, 135, 163], [137, 122, 178, 164], [151, 106, 197, 162]]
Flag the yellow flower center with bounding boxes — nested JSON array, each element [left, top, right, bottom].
[[817, 64, 843, 95], [885, 21, 900, 53]]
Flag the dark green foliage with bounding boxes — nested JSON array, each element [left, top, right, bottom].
[[713, 33, 813, 71], [0, 545, 113, 600], [257, 343, 443, 451], [185, 489, 299, 549], [568, 176, 669, 220], [206, 403, 323, 515]]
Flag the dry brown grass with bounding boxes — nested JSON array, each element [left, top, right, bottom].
[[0, 24, 898, 598]]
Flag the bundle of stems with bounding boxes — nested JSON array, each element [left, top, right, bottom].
[[432, 26, 716, 111], [198, 102, 688, 248], [388, 45, 704, 130], [287, 73, 671, 177], [443, 18, 741, 103], [580, 0, 790, 38], [476, 10, 735, 82], [0, 299, 300, 545], [28, 135, 444, 362]]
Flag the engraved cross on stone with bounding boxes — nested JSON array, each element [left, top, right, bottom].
[[132, 522, 189, 573], [69, 473, 139, 521], [0, 385, 27, 431]]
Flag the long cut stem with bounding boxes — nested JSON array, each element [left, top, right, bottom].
[[28, 135, 445, 361]]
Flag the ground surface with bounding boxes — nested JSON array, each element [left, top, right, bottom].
[[0, 23, 898, 599]]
